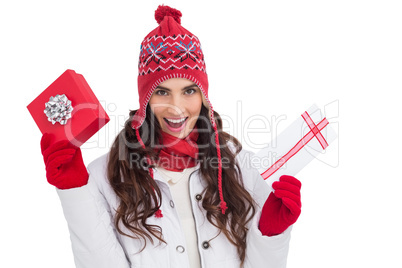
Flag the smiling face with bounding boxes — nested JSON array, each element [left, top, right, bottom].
[[149, 78, 203, 139]]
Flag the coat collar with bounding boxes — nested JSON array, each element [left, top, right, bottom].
[[152, 162, 201, 185]]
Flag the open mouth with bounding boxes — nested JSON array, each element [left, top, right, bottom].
[[163, 117, 188, 129]]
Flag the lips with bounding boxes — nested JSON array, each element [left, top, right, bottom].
[[164, 117, 188, 128]]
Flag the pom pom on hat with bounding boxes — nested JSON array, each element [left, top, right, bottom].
[[155, 4, 182, 24]]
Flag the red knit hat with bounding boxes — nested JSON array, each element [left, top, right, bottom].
[[131, 5, 226, 217]]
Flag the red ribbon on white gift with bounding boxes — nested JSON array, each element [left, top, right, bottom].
[[261, 111, 329, 180]]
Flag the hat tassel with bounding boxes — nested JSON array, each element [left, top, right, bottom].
[[135, 127, 163, 218], [213, 124, 227, 215]]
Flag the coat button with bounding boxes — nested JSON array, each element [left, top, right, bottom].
[[170, 200, 175, 208], [176, 245, 185, 253], [195, 194, 202, 201], [202, 241, 210, 249]]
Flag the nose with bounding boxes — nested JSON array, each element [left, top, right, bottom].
[[167, 95, 186, 116]]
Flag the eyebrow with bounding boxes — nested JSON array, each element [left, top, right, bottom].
[[155, 83, 198, 91]]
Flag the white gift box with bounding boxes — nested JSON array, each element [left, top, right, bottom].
[[251, 104, 338, 187]]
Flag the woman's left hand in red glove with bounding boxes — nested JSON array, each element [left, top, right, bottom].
[[258, 175, 302, 236]]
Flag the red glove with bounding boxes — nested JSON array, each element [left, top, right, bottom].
[[40, 133, 88, 189], [258, 175, 302, 236]]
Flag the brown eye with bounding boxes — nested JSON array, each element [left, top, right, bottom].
[[156, 90, 167, 96], [185, 88, 197, 95]]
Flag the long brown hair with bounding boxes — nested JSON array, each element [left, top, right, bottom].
[[107, 104, 257, 266]]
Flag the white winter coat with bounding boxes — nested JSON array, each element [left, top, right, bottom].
[[56, 145, 292, 268]]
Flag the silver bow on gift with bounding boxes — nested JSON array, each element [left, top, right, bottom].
[[44, 94, 73, 125]]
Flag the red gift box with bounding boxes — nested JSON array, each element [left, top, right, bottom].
[[27, 69, 110, 147]]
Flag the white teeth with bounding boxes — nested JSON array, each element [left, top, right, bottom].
[[166, 118, 186, 123]]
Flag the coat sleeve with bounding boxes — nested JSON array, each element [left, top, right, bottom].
[[56, 159, 130, 268], [240, 149, 293, 268]]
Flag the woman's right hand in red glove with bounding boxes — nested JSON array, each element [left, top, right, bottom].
[[40, 133, 89, 190]]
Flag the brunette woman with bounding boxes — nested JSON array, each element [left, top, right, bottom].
[[40, 5, 301, 268]]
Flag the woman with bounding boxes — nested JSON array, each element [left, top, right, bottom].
[[40, 5, 301, 268]]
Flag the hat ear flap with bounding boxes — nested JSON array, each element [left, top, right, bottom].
[[201, 92, 215, 126], [201, 93, 209, 110]]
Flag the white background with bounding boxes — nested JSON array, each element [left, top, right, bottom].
[[1, 0, 401, 267]]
